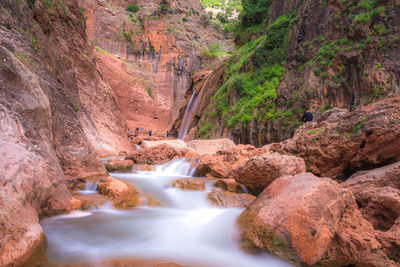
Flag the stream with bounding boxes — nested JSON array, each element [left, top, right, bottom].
[[41, 158, 293, 267]]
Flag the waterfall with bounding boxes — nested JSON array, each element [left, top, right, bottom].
[[178, 90, 199, 140]]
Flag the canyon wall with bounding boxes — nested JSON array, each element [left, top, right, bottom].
[[0, 0, 131, 264], [172, 0, 400, 146], [81, 0, 226, 131]]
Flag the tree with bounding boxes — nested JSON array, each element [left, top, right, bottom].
[[216, 12, 228, 24], [159, 0, 171, 14], [200, 14, 211, 27]]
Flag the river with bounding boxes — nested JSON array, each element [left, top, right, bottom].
[[41, 158, 293, 267]]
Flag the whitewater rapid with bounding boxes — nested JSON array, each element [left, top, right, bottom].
[[41, 158, 293, 267]]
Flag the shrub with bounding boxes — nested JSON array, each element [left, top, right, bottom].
[[126, 4, 139, 13], [159, 0, 171, 14]]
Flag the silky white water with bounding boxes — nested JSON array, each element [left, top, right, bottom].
[[41, 158, 293, 267], [178, 90, 199, 140]]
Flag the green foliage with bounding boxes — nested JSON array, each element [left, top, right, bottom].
[[241, 0, 271, 27], [216, 12, 228, 24], [353, 123, 362, 133], [200, 14, 211, 27], [204, 14, 294, 129], [14, 52, 35, 67], [59, 1, 68, 15], [159, 0, 171, 14], [71, 102, 81, 112], [321, 103, 333, 113], [126, 4, 139, 13], [146, 87, 154, 98], [197, 122, 215, 139], [308, 128, 325, 135]]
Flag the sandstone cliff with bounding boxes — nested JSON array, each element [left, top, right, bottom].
[[81, 0, 228, 130], [0, 0, 132, 264]]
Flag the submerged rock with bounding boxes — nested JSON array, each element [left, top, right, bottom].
[[232, 152, 306, 195], [207, 190, 255, 208], [238, 173, 394, 266], [213, 179, 245, 193], [271, 95, 400, 179], [104, 158, 134, 172], [97, 177, 143, 209], [172, 178, 206, 191]]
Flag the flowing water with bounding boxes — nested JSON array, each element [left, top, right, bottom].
[[178, 90, 199, 140], [41, 158, 293, 267]]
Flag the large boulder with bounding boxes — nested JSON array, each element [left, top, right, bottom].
[[104, 159, 134, 172], [238, 173, 394, 267], [142, 139, 188, 150], [172, 178, 206, 191], [271, 95, 400, 179], [232, 153, 306, 195], [127, 144, 186, 165], [187, 138, 235, 155], [97, 177, 143, 209], [195, 144, 266, 178], [343, 162, 400, 262], [207, 190, 255, 208]]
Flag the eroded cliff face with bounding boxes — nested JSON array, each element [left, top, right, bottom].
[[172, 0, 400, 146], [81, 0, 226, 130], [0, 0, 132, 264]]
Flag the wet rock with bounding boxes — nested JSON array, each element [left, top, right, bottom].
[[71, 191, 108, 210], [127, 144, 185, 165], [172, 178, 206, 191], [207, 190, 255, 208], [238, 173, 394, 266], [271, 95, 400, 179], [213, 179, 245, 193], [133, 164, 157, 172], [232, 153, 306, 195], [187, 138, 236, 155], [97, 177, 143, 209], [104, 159, 134, 172]]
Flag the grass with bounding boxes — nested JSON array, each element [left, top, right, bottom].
[[14, 52, 35, 68], [146, 87, 154, 98], [308, 128, 325, 135]]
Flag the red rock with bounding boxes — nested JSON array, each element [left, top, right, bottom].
[[172, 178, 206, 191], [104, 159, 134, 172], [195, 144, 266, 178], [213, 179, 245, 193], [238, 173, 394, 266], [187, 138, 236, 155], [232, 152, 306, 195], [207, 190, 255, 208], [97, 177, 143, 209], [342, 162, 400, 262], [127, 144, 186, 165], [271, 95, 400, 179]]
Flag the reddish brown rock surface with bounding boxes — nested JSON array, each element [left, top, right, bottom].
[[343, 162, 400, 262], [232, 152, 306, 195], [127, 144, 186, 165], [195, 144, 266, 178], [213, 179, 245, 193], [238, 173, 394, 266], [104, 159, 134, 173], [172, 178, 206, 191], [97, 177, 143, 209], [271, 95, 400, 179], [186, 139, 236, 155], [207, 190, 255, 208]]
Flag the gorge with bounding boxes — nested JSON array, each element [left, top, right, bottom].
[[0, 0, 400, 266]]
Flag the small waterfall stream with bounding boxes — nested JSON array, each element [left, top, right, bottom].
[[178, 90, 199, 140], [41, 158, 293, 267]]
